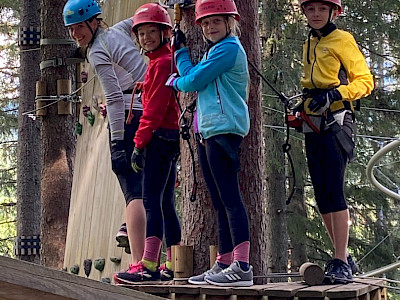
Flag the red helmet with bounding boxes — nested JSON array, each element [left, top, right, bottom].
[[300, 0, 342, 13], [195, 0, 240, 24], [132, 3, 172, 32]]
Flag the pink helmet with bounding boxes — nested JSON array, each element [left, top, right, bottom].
[[300, 0, 342, 13], [132, 3, 172, 32], [195, 0, 240, 24]]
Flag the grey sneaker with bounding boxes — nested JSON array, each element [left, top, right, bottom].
[[188, 263, 223, 285], [205, 261, 253, 287]]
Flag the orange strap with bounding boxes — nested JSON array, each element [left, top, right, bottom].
[[126, 86, 139, 125]]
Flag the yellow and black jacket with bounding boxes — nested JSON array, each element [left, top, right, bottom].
[[301, 27, 374, 115]]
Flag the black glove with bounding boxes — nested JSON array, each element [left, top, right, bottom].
[[131, 147, 144, 173], [173, 29, 186, 51], [308, 89, 342, 114], [110, 140, 131, 175]]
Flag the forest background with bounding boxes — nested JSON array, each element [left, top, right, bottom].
[[1, 0, 400, 296]]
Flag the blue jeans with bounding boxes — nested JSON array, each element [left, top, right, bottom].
[[197, 134, 249, 255], [143, 129, 181, 247]]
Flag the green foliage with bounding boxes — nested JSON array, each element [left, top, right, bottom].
[[0, 0, 18, 257]]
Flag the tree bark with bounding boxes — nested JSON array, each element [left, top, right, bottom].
[[236, 0, 267, 280], [260, 0, 289, 277], [17, 0, 41, 264], [39, 0, 76, 269], [179, 7, 218, 275]]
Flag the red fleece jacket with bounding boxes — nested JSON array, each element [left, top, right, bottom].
[[134, 44, 180, 149]]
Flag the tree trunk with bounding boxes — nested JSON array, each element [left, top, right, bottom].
[[260, 0, 289, 277], [263, 106, 288, 275], [17, 0, 41, 264], [39, 0, 76, 269], [236, 0, 267, 280], [179, 7, 218, 275]]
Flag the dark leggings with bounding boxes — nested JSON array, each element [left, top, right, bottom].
[[197, 134, 249, 255], [143, 131, 181, 247], [305, 114, 354, 214], [108, 110, 143, 205]]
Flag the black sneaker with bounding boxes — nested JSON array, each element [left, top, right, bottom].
[[347, 255, 359, 274], [159, 264, 174, 281], [114, 261, 160, 284], [324, 258, 353, 284]]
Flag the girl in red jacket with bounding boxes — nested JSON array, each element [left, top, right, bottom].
[[114, 3, 181, 284]]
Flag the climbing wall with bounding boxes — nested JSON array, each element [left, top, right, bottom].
[[63, 0, 151, 282]]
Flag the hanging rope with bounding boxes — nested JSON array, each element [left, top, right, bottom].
[[248, 60, 302, 205], [169, 3, 198, 202]]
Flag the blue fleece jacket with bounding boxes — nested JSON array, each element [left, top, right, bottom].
[[174, 36, 250, 139]]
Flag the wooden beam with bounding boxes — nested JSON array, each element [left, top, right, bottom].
[[0, 256, 164, 300]]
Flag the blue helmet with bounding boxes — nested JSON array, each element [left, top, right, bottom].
[[63, 0, 102, 26]]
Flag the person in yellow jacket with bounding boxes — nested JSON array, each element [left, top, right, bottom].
[[299, 0, 374, 283]]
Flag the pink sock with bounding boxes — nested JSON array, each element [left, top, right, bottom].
[[142, 236, 162, 263], [233, 241, 250, 263], [216, 251, 233, 266], [166, 247, 172, 262], [166, 241, 181, 262]]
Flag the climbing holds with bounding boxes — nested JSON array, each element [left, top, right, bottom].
[[70, 264, 79, 274], [82, 105, 90, 117], [124, 246, 131, 254], [81, 71, 88, 83], [101, 277, 111, 284], [75, 121, 83, 135], [83, 259, 92, 277], [110, 257, 121, 264], [99, 103, 107, 118], [82, 105, 95, 126], [94, 258, 105, 271], [87, 112, 95, 126]]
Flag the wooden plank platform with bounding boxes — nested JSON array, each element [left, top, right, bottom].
[[118, 278, 387, 300], [0, 256, 164, 300]]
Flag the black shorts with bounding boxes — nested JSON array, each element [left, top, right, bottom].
[[108, 110, 143, 205], [305, 113, 354, 214]]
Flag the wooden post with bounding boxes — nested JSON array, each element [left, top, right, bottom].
[[209, 245, 218, 269], [57, 79, 72, 115], [299, 262, 324, 286], [76, 64, 82, 97], [172, 245, 193, 278], [35, 81, 47, 116]]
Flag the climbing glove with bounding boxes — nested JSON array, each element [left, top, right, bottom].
[[131, 147, 144, 173], [110, 140, 131, 175], [308, 89, 342, 114], [173, 29, 186, 51]]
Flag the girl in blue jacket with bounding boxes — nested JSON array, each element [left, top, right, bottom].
[[167, 0, 252, 287]]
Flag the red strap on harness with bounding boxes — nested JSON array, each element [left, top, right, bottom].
[[300, 111, 320, 134]]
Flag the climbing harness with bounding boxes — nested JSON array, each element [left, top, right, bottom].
[[248, 61, 302, 205]]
